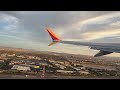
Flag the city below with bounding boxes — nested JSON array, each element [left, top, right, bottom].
[[0, 47, 120, 79]]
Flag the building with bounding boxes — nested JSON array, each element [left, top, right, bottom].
[[35, 57, 41, 60], [73, 67, 81, 71], [39, 60, 49, 66], [57, 61, 64, 64], [30, 62, 35, 65], [59, 65, 66, 69], [73, 63, 83, 67], [11, 65, 31, 71], [9, 60, 23, 65], [17, 55, 25, 58], [8, 54, 16, 57], [28, 56, 35, 59], [49, 59, 56, 63], [78, 71, 90, 75], [64, 61, 71, 66], [0, 56, 2, 59], [0, 60, 4, 63], [80, 67, 86, 70], [54, 63, 66, 69], [56, 70, 75, 74], [1, 53, 7, 57], [30, 66, 41, 72]]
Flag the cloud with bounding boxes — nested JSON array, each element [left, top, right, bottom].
[[80, 29, 120, 40], [1, 11, 116, 41], [56, 12, 120, 42]]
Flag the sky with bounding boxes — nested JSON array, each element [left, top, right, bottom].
[[1, 11, 120, 57]]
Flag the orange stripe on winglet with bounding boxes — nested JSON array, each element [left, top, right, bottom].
[[46, 27, 60, 41]]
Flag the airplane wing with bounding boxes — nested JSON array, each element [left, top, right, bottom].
[[46, 27, 118, 57]]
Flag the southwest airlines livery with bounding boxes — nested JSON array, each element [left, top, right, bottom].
[[46, 27, 120, 57]]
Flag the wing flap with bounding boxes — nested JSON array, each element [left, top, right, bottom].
[[94, 50, 112, 57]]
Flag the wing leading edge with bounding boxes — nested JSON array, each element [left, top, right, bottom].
[[46, 27, 117, 57]]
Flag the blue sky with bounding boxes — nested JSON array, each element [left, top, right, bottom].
[[1, 11, 120, 57]]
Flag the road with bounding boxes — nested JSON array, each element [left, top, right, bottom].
[[0, 74, 119, 79]]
